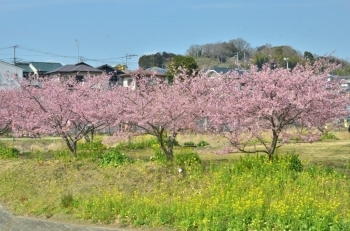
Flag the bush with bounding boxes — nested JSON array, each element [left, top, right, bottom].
[[0, 145, 19, 159], [60, 193, 75, 208], [150, 148, 168, 164], [98, 148, 134, 167], [78, 141, 106, 159], [288, 153, 303, 172], [183, 141, 196, 147], [197, 140, 210, 147], [320, 132, 338, 141], [174, 150, 201, 167]]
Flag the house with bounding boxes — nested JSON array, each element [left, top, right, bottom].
[[118, 69, 167, 89], [338, 76, 350, 92], [95, 64, 125, 83], [45, 62, 103, 80], [15, 62, 62, 77], [145, 67, 167, 74], [0, 60, 23, 89], [204, 67, 244, 78]]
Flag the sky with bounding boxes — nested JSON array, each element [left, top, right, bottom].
[[0, 0, 349, 70]]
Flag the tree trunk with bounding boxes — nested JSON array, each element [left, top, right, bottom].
[[268, 131, 279, 160], [156, 130, 174, 162], [62, 136, 77, 158]]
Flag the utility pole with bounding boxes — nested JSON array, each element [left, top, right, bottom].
[[125, 54, 137, 68], [13, 45, 18, 65]]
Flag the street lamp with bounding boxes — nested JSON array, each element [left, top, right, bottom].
[[283, 57, 289, 69]]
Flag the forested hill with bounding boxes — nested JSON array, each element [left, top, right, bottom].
[[138, 38, 350, 75]]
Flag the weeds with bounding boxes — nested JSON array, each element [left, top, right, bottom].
[[71, 154, 350, 230], [98, 148, 134, 167], [0, 145, 19, 159], [60, 193, 74, 208], [0, 133, 350, 230], [116, 137, 158, 150]]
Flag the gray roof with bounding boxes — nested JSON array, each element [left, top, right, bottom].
[[30, 62, 62, 72], [46, 62, 103, 74], [145, 67, 167, 74]]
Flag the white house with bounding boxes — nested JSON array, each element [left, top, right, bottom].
[[0, 60, 23, 89]]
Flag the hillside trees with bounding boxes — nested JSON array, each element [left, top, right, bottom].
[[252, 45, 302, 69], [204, 59, 349, 159], [138, 52, 176, 69], [186, 38, 254, 63], [166, 55, 199, 80]]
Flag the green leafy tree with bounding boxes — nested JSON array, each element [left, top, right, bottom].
[[166, 55, 199, 80], [304, 51, 315, 63], [138, 52, 176, 69]]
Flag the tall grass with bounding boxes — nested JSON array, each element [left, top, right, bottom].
[[69, 154, 350, 230]]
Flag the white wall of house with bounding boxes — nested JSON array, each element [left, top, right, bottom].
[[123, 77, 135, 89], [0, 61, 23, 89]]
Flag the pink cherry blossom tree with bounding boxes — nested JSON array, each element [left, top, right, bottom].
[[114, 71, 203, 161], [204, 59, 349, 159], [12, 75, 117, 157], [0, 89, 15, 135]]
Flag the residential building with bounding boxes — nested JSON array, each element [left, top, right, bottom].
[[118, 69, 167, 89], [45, 62, 103, 80], [0, 60, 23, 89], [15, 62, 62, 77], [204, 67, 244, 78], [96, 64, 125, 84]]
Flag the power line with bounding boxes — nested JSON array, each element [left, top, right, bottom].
[[18, 45, 78, 59], [0, 45, 139, 67], [0, 46, 15, 51]]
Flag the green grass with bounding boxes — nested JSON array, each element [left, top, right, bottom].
[[0, 131, 349, 230]]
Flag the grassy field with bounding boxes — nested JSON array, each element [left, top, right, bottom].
[[0, 130, 349, 230]]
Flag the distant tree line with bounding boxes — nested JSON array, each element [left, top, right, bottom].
[[138, 52, 176, 69], [138, 38, 350, 75], [186, 38, 254, 64]]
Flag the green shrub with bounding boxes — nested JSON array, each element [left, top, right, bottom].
[[150, 148, 168, 164], [60, 193, 74, 208], [320, 132, 339, 141], [0, 145, 19, 159], [197, 140, 210, 147], [288, 153, 303, 172], [78, 141, 106, 159], [174, 151, 201, 167], [183, 141, 196, 147], [98, 148, 134, 167]]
